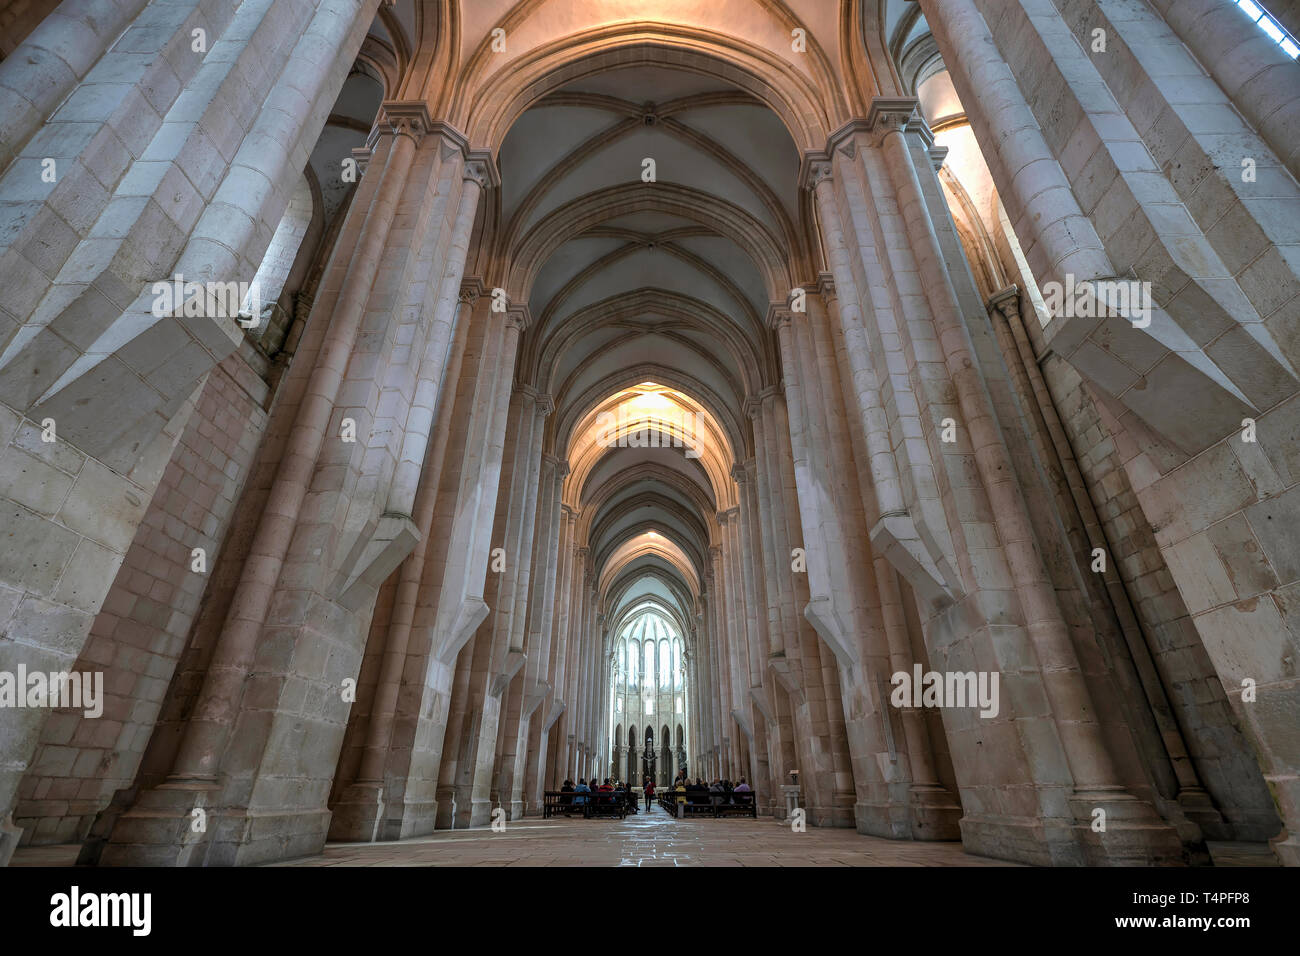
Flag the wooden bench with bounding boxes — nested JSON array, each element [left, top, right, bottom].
[[542, 790, 579, 818], [587, 791, 628, 819], [542, 790, 629, 819], [682, 790, 716, 816], [715, 791, 758, 818], [656, 789, 759, 818]]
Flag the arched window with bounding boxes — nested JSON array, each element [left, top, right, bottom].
[[1234, 1, 1300, 59], [610, 606, 689, 774]]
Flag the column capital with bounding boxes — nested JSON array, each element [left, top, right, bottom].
[[379, 100, 433, 144], [716, 506, 739, 523], [865, 96, 932, 147], [743, 394, 763, 421], [518, 384, 554, 416], [800, 155, 834, 192], [730, 463, 748, 484], [350, 145, 372, 177], [766, 304, 795, 331], [987, 285, 1021, 322], [816, 272, 835, 302], [458, 277, 484, 304], [463, 159, 491, 189], [504, 304, 532, 332]]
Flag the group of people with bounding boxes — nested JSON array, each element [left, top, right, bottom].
[[557, 777, 639, 812], [668, 768, 752, 807], [555, 770, 753, 814]]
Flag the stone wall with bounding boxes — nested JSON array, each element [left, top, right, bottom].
[[13, 348, 270, 845]]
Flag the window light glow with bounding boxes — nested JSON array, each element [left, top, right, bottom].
[[1234, 0, 1300, 58]]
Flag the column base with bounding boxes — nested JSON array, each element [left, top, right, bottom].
[[327, 782, 388, 842], [1269, 830, 1300, 866], [959, 813, 1083, 866], [0, 812, 22, 867], [1175, 786, 1229, 841], [97, 781, 333, 866], [451, 791, 493, 829], [434, 787, 457, 829], [1070, 790, 1188, 866], [395, 797, 439, 838], [853, 799, 913, 839], [908, 784, 963, 840], [804, 803, 856, 828]]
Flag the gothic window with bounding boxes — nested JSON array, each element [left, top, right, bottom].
[[1235, 0, 1300, 57]]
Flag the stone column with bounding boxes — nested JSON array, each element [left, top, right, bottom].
[[387, 164, 489, 516], [0, 0, 385, 465], [96, 108, 427, 866], [808, 160, 957, 611], [328, 279, 480, 842], [434, 309, 532, 828], [562, 552, 589, 780], [512, 453, 566, 815], [924, 0, 1300, 864], [880, 100, 1180, 849], [469, 387, 546, 822], [0, 0, 383, 867], [0, 0, 151, 170], [536, 507, 575, 794], [174, 112, 419, 782]]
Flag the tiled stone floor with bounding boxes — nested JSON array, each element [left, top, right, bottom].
[[8, 814, 1279, 868], [269, 808, 1016, 867]]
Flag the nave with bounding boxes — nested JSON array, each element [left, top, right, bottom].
[[0, 0, 1296, 873]]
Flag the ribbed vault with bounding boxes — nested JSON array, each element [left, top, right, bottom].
[[482, 57, 810, 774]]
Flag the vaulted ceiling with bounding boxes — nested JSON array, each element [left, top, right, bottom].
[[485, 62, 808, 643]]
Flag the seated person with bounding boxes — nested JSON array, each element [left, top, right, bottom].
[[560, 778, 574, 805], [573, 778, 590, 806]]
